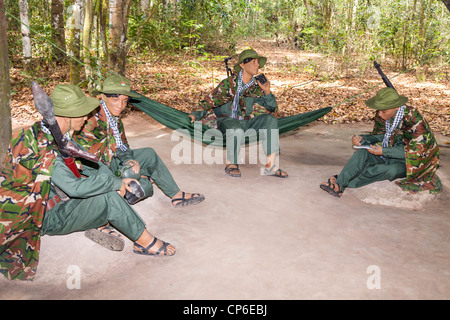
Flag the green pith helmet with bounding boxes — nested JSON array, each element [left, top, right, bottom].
[[233, 49, 267, 73], [51, 84, 99, 117], [365, 87, 408, 110], [92, 74, 140, 98]]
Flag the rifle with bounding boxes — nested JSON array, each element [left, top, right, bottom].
[[373, 61, 396, 90], [224, 57, 233, 79], [31, 81, 98, 178]]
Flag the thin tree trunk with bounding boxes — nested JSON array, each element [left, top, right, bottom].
[[68, 0, 83, 85], [351, 0, 358, 32], [51, 0, 66, 64], [0, 0, 12, 169], [100, 0, 109, 61], [108, 0, 132, 75], [19, 0, 32, 71], [83, 0, 94, 82]]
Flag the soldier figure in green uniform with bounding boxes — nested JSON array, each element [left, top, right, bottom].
[[73, 75, 205, 248], [0, 84, 175, 281], [189, 49, 288, 178], [74, 75, 205, 208], [320, 87, 442, 198]]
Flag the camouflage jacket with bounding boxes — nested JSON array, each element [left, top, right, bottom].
[[190, 74, 278, 127], [73, 104, 134, 167], [0, 122, 58, 280], [371, 105, 442, 193]]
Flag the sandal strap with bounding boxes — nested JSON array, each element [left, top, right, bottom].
[[264, 165, 288, 177], [172, 192, 205, 207], [155, 241, 168, 255], [95, 225, 122, 237], [225, 164, 239, 172], [134, 237, 158, 253], [171, 191, 186, 204]]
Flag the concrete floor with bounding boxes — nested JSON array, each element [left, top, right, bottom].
[[1, 114, 449, 300]]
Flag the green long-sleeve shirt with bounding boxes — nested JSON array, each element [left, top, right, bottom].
[[360, 134, 405, 160]]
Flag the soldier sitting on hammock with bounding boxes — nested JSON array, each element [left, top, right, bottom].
[[320, 87, 442, 198], [189, 49, 288, 178]]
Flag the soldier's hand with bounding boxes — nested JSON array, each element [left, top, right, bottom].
[[188, 115, 196, 122], [257, 78, 271, 95], [367, 145, 383, 156], [119, 178, 138, 197], [352, 135, 363, 146], [125, 159, 140, 174]]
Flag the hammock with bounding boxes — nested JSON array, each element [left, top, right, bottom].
[[130, 91, 332, 146]]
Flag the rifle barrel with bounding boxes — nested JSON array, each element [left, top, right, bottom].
[[373, 61, 395, 90]]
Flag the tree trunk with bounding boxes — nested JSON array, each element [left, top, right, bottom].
[[51, 0, 66, 64], [19, 0, 32, 71], [108, 0, 133, 75], [351, 0, 358, 32], [99, 0, 109, 60], [68, 0, 83, 85], [83, 0, 94, 82], [0, 0, 12, 169]]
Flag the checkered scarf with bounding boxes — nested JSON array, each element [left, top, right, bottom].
[[382, 105, 405, 148], [100, 99, 128, 152], [231, 70, 254, 119]]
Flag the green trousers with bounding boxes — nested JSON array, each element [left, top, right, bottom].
[[41, 191, 146, 241], [336, 148, 406, 191], [112, 147, 180, 198], [217, 114, 279, 164]]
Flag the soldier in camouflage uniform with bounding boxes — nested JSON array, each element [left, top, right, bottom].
[[73, 74, 204, 250], [189, 49, 288, 178], [0, 84, 175, 281], [320, 87, 442, 198], [74, 74, 205, 208]]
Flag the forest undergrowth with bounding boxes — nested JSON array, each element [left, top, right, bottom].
[[10, 40, 449, 136]]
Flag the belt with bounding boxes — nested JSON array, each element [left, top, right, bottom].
[[219, 115, 249, 121], [47, 195, 61, 210]]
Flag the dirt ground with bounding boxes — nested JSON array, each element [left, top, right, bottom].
[[1, 112, 449, 300]]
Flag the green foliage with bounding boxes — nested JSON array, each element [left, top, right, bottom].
[[4, 0, 449, 78]]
